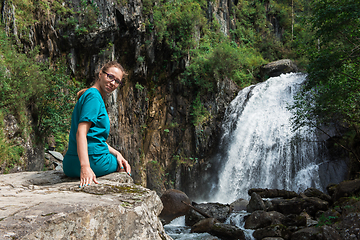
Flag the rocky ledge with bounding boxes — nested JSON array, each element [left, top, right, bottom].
[[0, 170, 171, 240]]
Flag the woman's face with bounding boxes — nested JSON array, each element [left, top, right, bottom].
[[98, 66, 124, 94]]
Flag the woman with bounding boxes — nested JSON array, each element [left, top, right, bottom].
[[63, 61, 131, 187]]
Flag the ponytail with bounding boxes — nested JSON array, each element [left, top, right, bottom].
[[77, 88, 89, 100]]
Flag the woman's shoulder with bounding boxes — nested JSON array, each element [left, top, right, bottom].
[[80, 88, 102, 100]]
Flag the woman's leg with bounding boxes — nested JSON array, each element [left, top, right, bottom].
[[90, 153, 118, 177], [62, 154, 81, 177]]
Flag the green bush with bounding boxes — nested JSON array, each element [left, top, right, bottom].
[[0, 111, 25, 173], [0, 26, 80, 154], [182, 40, 265, 91], [152, 0, 207, 60], [191, 94, 210, 127]]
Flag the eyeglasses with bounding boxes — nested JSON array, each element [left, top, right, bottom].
[[102, 71, 123, 86]]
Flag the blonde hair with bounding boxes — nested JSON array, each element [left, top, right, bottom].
[[77, 88, 89, 100]]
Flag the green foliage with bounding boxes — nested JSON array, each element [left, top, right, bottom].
[[0, 28, 46, 115], [183, 40, 265, 90], [173, 154, 197, 167], [152, 0, 207, 60], [10, 0, 99, 37], [289, 0, 360, 131], [316, 213, 338, 227], [135, 82, 145, 91], [232, 0, 310, 61], [190, 94, 211, 127], [0, 25, 80, 154], [0, 111, 25, 173], [33, 59, 80, 144]]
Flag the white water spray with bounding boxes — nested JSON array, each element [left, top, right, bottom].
[[211, 73, 347, 203]]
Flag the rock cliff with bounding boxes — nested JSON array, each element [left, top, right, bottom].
[[1, 0, 240, 197], [0, 170, 171, 239]]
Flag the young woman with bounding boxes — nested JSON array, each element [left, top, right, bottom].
[[63, 61, 131, 187]]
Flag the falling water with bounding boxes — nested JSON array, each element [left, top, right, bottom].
[[210, 73, 347, 203]]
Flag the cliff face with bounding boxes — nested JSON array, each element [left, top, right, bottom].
[[1, 0, 239, 197]]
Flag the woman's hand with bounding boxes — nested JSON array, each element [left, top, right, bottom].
[[107, 143, 132, 176], [116, 154, 131, 176], [80, 165, 99, 187]]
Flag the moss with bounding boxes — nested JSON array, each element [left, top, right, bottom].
[[78, 184, 147, 195]]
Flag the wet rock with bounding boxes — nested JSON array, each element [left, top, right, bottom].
[[302, 197, 329, 216], [248, 188, 298, 199], [230, 198, 249, 212], [300, 212, 318, 227], [247, 192, 266, 213], [185, 202, 230, 224], [186, 208, 205, 227], [159, 189, 191, 224], [191, 218, 219, 233], [211, 222, 246, 240], [253, 224, 291, 240], [335, 212, 360, 240], [326, 183, 337, 197], [332, 179, 360, 202], [282, 214, 306, 227], [291, 226, 342, 240], [259, 59, 299, 80], [271, 198, 305, 215], [263, 238, 285, 240], [303, 187, 332, 203], [245, 210, 285, 229], [191, 217, 246, 240], [0, 171, 171, 240]]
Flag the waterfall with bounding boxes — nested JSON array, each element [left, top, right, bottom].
[[210, 73, 347, 204]]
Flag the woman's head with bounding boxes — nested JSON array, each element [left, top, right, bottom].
[[95, 61, 126, 96], [78, 61, 127, 99], [101, 61, 126, 76]]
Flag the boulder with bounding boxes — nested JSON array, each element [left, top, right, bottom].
[[291, 226, 342, 240], [211, 222, 246, 240], [230, 198, 249, 212], [270, 198, 305, 215], [185, 202, 230, 224], [253, 224, 291, 240], [191, 218, 219, 233], [259, 59, 299, 80], [191, 218, 246, 240], [159, 189, 191, 224], [245, 210, 285, 229], [302, 197, 329, 216], [282, 214, 306, 227], [185, 208, 206, 227], [247, 192, 266, 213], [248, 188, 298, 199], [0, 171, 171, 240], [332, 179, 360, 202], [303, 188, 332, 203]]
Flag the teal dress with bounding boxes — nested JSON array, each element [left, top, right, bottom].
[[63, 88, 118, 177]]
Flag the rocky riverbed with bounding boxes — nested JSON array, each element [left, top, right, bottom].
[[164, 179, 360, 240]]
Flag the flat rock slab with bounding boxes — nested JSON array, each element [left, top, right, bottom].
[[0, 170, 172, 240]]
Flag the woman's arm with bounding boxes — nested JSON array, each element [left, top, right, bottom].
[[107, 144, 131, 176], [77, 122, 99, 187]]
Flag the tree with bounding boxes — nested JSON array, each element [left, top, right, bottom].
[[289, 0, 360, 169], [290, 0, 360, 130]]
